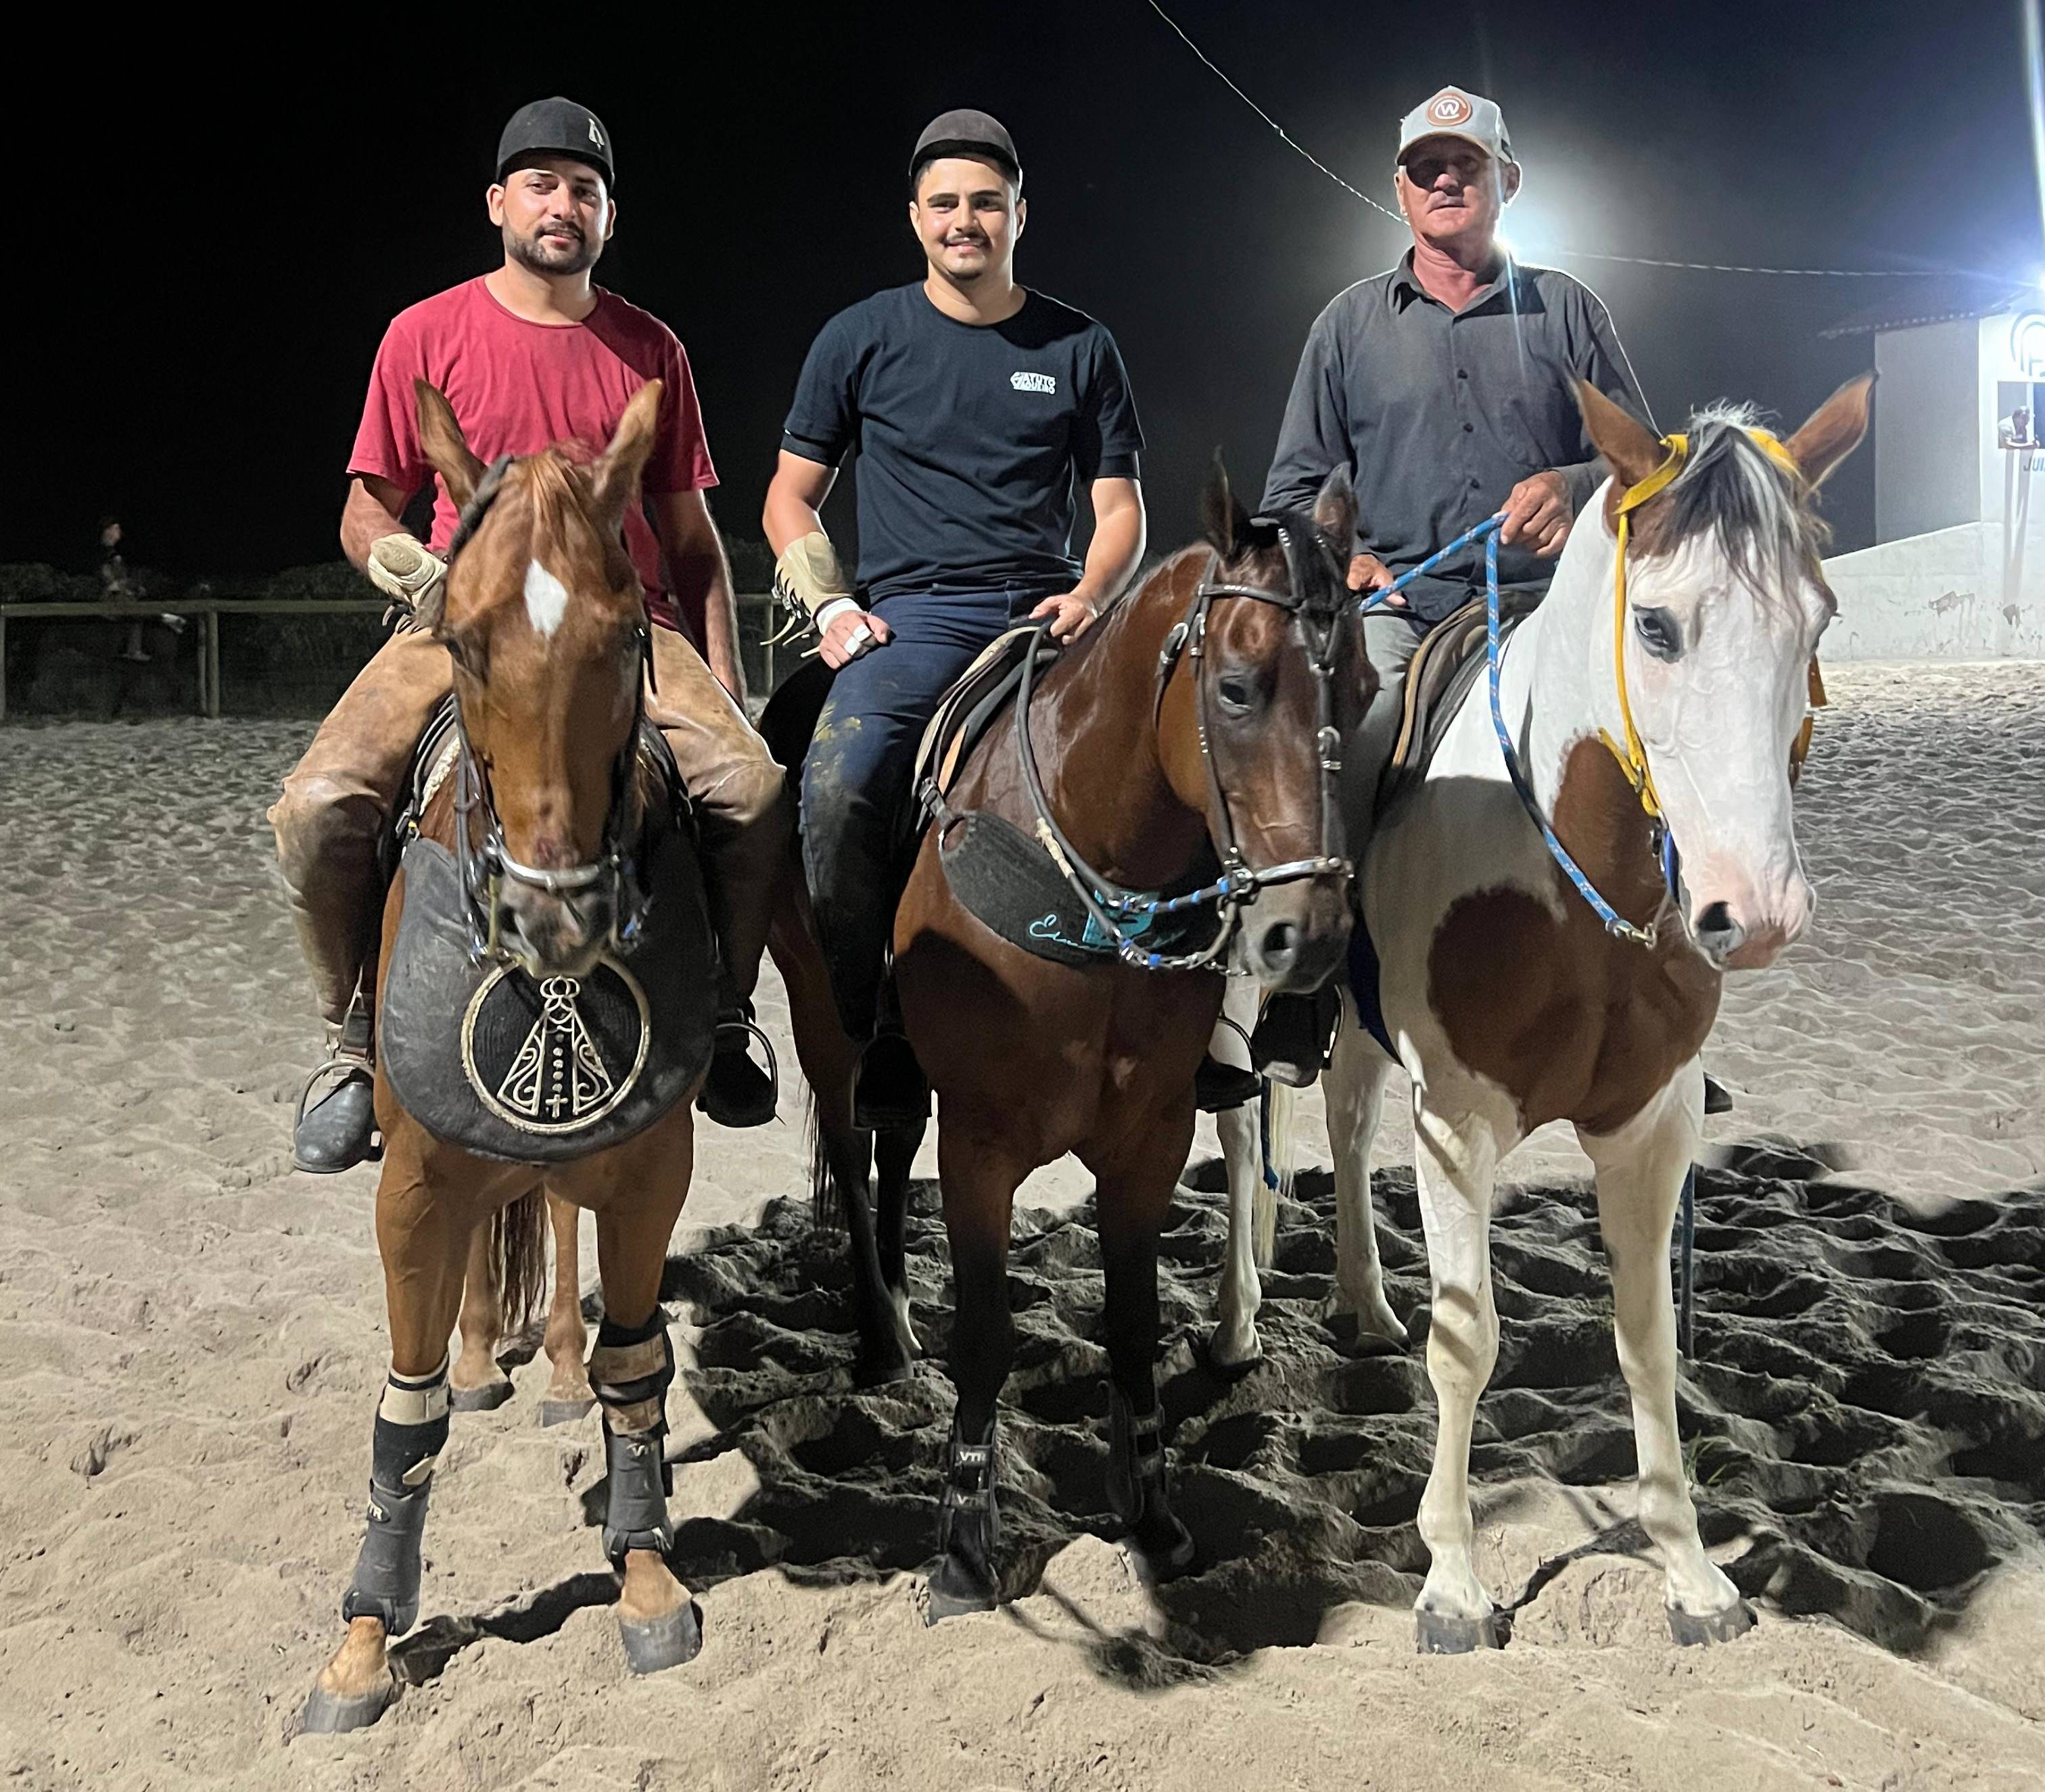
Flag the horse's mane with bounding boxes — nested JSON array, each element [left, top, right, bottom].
[[1630, 403, 1830, 600]]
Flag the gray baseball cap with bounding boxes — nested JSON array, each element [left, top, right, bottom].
[[910, 108, 1021, 188], [1396, 86, 1512, 165], [496, 97, 615, 189]]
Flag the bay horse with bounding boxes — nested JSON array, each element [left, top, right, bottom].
[[302, 380, 713, 1731], [1220, 376, 1873, 1649], [895, 464, 1371, 1616]]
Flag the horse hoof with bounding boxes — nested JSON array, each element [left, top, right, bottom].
[[1668, 1600, 1756, 1647], [1415, 1609, 1501, 1654], [1204, 1328, 1262, 1379], [449, 1380, 515, 1413], [538, 1397, 596, 1428], [300, 1671, 398, 1735], [1128, 1513, 1197, 1584], [618, 1601, 703, 1674], [924, 1557, 998, 1625]]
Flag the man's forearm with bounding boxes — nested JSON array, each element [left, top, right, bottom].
[[692, 550, 747, 701], [1073, 492, 1146, 605], [339, 478, 412, 572]]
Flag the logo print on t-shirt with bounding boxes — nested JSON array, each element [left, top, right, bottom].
[[1010, 371, 1057, 394]]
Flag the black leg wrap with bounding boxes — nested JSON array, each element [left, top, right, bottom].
[[592, 1317, 675, 1566], [1106, 1386, 1196, 1582], [341, 1380, 449, 1635], [927, 1414, 1002, 1623]]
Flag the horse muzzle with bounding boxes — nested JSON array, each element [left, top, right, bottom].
[[496, 875, 617, 981], [1686, 873, 1813, 972], [1240, 874, 1352, 990]]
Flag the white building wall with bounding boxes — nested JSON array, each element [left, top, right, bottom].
[[1873, 319, 1977, 541], [1823, 521, 2044, 659]]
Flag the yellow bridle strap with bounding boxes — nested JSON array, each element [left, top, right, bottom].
[[1599, 427, 1803, 822]]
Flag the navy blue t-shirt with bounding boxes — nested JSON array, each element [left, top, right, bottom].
[[780, 283, 1145, 604]]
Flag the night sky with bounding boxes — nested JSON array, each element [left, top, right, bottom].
[[24, 1, 2040, 582]]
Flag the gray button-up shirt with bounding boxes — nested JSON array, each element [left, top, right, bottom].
[[1263, 254, 1647, 624]]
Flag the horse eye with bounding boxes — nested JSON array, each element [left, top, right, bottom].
[[1216, 674, 1254, 712], [1632, 607, 1682, 661]]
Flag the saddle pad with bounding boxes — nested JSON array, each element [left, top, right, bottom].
[[938, 807, 1218, 968], [379, 832, 715, 1164], [1378, 600, 1523, 816]]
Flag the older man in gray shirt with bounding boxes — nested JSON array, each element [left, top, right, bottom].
[[1210, 84, 1651, 1103], [1264, 83, 1647, 770]]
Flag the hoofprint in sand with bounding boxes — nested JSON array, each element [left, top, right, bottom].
[[0, 662, 2036, 1789]]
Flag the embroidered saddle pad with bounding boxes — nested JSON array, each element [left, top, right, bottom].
[[379, 829, 715, 1164]]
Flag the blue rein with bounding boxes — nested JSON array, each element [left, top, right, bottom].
[[1361, 514, 1671, 947]]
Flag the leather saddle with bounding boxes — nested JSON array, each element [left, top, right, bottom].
[[1376, 596, 1524, 814]]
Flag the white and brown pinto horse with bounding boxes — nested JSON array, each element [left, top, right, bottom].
[[1219, 375, 1873, 1651]]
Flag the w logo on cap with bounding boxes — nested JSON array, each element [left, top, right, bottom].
[[1426, 90, 1474, 126]]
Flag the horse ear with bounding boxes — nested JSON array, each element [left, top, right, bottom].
[[415, 381, 484, 513], [1784, 372, 1875, 490], [1313, 465, 1357, 554], [1202, 450, 1252, 559], [1576, 379, 1665, 496], [592, 380, 665, 530]]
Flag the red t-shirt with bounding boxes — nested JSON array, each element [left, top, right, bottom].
[[348, 277, 718, 639]]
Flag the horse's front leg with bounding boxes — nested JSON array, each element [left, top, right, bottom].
[[874, 1119, 924, 1358], [448, 1212, 515, 1411], [1211, 975, 1265, 1368], [585, 1110, 699, 1674], [1410, 1089, 1506, 1653], [1325, 997, 1407, 1344], [1578, 1066, 1754, 1645], [538, 1194, 594, 1425], [1091, 1107, 1199, 1584], [303, 1133, 478, 1732]]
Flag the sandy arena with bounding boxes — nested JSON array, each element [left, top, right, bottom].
[[1, 661, 2040, 1790]]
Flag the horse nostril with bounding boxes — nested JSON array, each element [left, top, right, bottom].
[[1693, 901, 1747, 957], [1260, 920, 1299, 968]]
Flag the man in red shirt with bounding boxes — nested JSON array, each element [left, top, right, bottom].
[[272, 97, 788, 1170]]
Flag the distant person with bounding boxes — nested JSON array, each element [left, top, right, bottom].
[[1231, 82, 1656, 1091], [269, 96, 790, 1174], [99, 517, 149, 662], [761, 108, 1147, 1125]]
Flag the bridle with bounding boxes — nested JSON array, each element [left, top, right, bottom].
[[436, 453, 661, 966], [1011, 511, 1354, 972]]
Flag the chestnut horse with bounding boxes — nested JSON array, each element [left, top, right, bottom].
[[895, 465, 1371, 1616], [302, 381, 710, 1730], [1221, 377, 1873, 1651]]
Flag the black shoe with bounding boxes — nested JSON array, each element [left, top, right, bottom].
[[697, 1006, 779, 1129], [1703, 1071, 1735, 1116], [853, 1033, 929, 1131], [1251, 990, 1336, 1089], [293, 1060, 379, 1173], [1194, 1054, 1261, 1112]]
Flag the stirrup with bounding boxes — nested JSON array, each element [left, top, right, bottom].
[[697, 1011, 780, 1129], [293, 1041, 381, 1173]]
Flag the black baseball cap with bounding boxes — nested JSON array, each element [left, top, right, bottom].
[[496, 97, 615, 189], [910, 108, 1021, 189]]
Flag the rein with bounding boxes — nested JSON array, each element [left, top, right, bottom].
[[1002, 517, 1353, 974], [435, 454, 660, 965]]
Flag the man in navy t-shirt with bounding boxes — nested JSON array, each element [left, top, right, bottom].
[[763, 108, 1148, 1124]]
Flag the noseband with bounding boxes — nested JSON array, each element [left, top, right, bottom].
[[438, 454, 660, 964], [1012, 513, 1353, 973]]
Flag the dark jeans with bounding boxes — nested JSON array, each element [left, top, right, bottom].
[[800, 586, 1037, 1041]]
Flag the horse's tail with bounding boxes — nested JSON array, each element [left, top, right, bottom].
[[494, 1190, 550, 1339], [808, 1091, 844, 1232], [1254, 1080, 1299, 1268]]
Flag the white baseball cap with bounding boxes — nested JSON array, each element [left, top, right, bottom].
[[1397, 87, 1513, 166]]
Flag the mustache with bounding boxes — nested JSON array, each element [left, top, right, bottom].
[[532, 220, 585, 240]]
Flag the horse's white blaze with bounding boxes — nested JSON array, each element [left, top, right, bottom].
[[525, 558, 570, 640]]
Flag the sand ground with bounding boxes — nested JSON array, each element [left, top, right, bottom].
[[0, 661, 2039, 1789]]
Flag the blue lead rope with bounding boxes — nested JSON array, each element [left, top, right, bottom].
[[1362, 512, 1660, 948]]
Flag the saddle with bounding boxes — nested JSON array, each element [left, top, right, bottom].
[[1377, 596, 1525, 812], [377, 701, 715, 1164]]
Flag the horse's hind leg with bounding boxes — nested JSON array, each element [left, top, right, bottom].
[[1094, 1127, 1198, 1583], [538, 1194, 594, 1425], [586, 1112, 699, 1675], [1410, 1091, 1506, 1653], [449, 1216, 515, 1411], [304, 1139, 476, 1733], [1212, 1095, 1265, 1369], [1325, 999, 1407, 1344], [927, 1118, 1025, 1621], [874, 1119, 924, 1357], [1578, 1068, 1753, 1646]]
